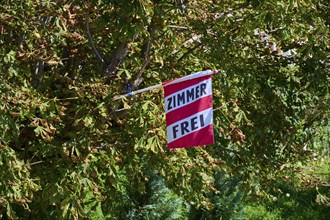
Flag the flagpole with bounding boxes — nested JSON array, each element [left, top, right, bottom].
[[113, 83, 162, 100], [112, 69, 218, 100]]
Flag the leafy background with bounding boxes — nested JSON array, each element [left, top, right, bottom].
[[0, 0, 329, 219]]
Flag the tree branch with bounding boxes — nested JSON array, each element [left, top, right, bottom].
[[132, 11, 158, 89], [133, 55, 151, 89], [133, 37, 153, 89], [102, 42, 129, 79], [32, 59, 45, 87], [86, 5, 104, 64], [177, 42, 202, 62]]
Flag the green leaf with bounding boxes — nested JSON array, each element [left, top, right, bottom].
[[34, 126, 44, 136]]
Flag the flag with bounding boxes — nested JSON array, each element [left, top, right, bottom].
[[163, 70, 215, 148]]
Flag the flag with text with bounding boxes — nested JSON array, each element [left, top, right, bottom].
[[163, 71, 214, 148]]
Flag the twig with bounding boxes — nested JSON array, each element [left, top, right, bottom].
[[218, 107, 232, 124], [167, 25, 189, 30], [86, 3, 104, 64], [213, 104, 228, 112], [133, 55, 152, 89], [29, 161, 43, 166], [177, 42, 202, 62], [132, 12, 156, 89], [32, 59, 45, 87]]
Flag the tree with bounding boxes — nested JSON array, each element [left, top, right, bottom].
[[0, 0, 329, 218]]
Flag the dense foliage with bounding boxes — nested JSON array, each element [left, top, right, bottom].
[[0, 0, 329, 218]]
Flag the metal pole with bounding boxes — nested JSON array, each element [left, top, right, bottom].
[[112, 70, 218, 101], [113, 83, 162, 100]]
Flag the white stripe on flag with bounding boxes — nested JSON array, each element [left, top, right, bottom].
[[164, 78, 212, 113], [166, 108, 213, 143]]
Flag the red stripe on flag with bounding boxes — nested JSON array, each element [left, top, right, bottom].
[[165, 95, 212, 126], [167, 125, 214, 149], [164, 75, 211, 96]]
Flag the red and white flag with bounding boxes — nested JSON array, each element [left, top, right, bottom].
[[163, 70, 215, 148]]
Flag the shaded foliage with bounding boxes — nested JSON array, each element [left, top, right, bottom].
[[189, 172, 245, 219]]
